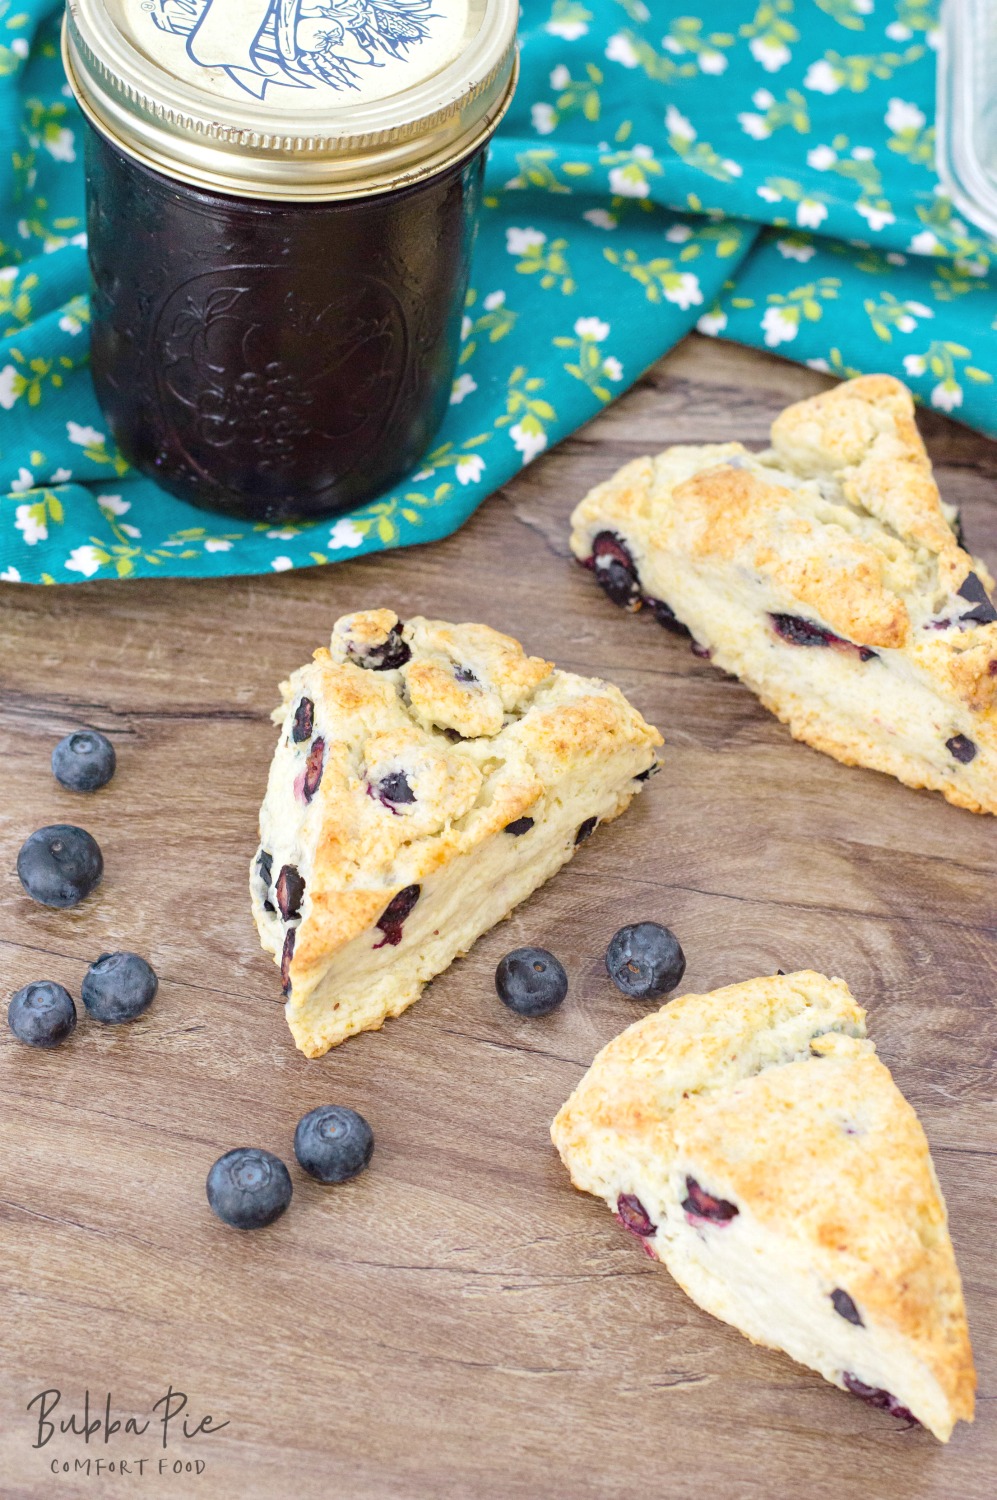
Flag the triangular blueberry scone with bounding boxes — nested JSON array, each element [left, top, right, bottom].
[[252, 610, 662, 1056], [570, 375, 997, 813], [551, 971, 975, 1442]]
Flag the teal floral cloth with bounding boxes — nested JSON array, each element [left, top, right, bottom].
[[0, 0, 994, 584]]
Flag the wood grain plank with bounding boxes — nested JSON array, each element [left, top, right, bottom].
[[1, 336, 995, 1498]]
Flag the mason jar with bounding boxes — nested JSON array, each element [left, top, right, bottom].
[[62, 1, 518, 523]]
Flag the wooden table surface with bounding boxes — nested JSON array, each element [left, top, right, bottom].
[[2, 336, 995, 1500]]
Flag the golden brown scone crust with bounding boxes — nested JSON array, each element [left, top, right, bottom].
[[569, 375, 997, 813], [253, 610, 662, 1052], [551, 971, 976, 1441]]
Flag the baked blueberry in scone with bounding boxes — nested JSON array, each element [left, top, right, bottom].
[[569, 375, 997, 814], [252, 609, 662, 1057], [550, 971, 976, 1443]]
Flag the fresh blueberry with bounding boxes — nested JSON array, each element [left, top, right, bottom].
[[375, 770, 416, 807], [957, 572, 997, 626], [281, 928, 296, 994], [291, 697, 314, 743], [842, 1374, 916, 1422], [81, 952, 158, 1024], [301, 737, 325, 801], [589, 531, 641, 610], [257, 849, 275, 913], [575, 816, 598, 845], [206, 1148, 292, 1230], [616, 1193, 656, 1238], [495, 947, 568, 1017], [770, 613, 877, 663], [504, 816, 535, 836], [17, 825, 104, 909], [373, 884, 421, 949], [275, 864, 305, 921], [647, 598, 691, 638], [348, 622, 410, 671], [7, 981, 77, 1048], [831, 1289, 863, 1326], [51, 730, 116, 793], [606, 922, 686, 1001], [681, 1176, 739, 1224], [946, 733, 977, 764], [294, 1105, 374, 1184]]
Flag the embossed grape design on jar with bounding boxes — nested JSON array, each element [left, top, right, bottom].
[[62, 1, 518, 522]]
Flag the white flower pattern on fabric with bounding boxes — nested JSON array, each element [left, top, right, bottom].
[[804, 60, 839, 94], [697, 310, 728, 335], [739, 113, 771, 141], [885, 99, 926, 133], [65, 544, 102, 576], [44, 129, 75, 163], [66, 421, 104, 448], [807, 145, 837, 171], [797, 199, 828, 229], [608, 165, 649, 198], [664, 272, 703, 310], [455, 454, 486, 485], [15, 503, 46, 543], [329, 519, 365, 551], [856, 203, 895, 232], [1, 0, 995, 586], [665, 105, 696, 144], [0, 364, 20, 409], [910, 230, 943, 256], [762, 306, 799, 347], [547, 20, 588, 42], [573, 316, 609, 341], [97, 494, 129, 515], [450, 373, 478, 405], [931, 382, 963, 412], [605, 34, 639, 68], [750, 37, 790, 72], [776, 238, 816, 262], [509, 421, 547, 465], [506, 227, 546, 256], [271, 556, 294, 572]]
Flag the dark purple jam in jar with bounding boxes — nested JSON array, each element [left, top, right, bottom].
[[63, 1, 518, 524]]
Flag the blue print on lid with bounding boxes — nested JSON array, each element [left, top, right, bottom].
[[146, 0, 438, 100]]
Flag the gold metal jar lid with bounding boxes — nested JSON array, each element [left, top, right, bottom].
[[63, 0, 518, 201]]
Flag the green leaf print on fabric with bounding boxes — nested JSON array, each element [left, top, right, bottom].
[[0, 0, 994, 584]]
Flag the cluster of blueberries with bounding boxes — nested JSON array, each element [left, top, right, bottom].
[[207, 1107, 374, 1232], [495, 921, 687, 1017], [217, 923, 689, 1232], [9, 730, 159, 1046], [9, 727, 689, 1234], [6, 726, 381, 1233]]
